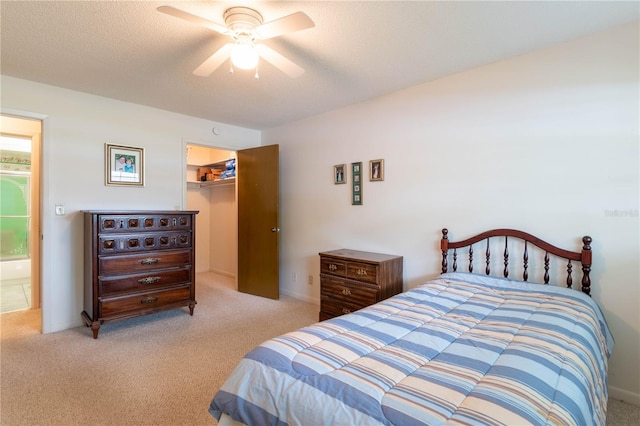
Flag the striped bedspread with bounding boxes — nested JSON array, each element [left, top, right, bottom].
[[209, 272, 614, 426]]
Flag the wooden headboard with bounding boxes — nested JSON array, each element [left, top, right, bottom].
[[440, 228, 593, 296]]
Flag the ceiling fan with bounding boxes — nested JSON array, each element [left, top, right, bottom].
[[158, 5, 314, 78]]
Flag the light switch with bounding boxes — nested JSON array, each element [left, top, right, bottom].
[[55, 204, 65, 215]]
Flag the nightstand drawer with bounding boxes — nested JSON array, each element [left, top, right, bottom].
[[320, 299, 367, 318], [320, 258, 346, 277], [99, 250, 191, 275], [99, 268, 192, 296], [320, 275, 378, 307], [346, 262, 378, 284]]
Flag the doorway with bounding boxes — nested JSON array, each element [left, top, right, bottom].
[[0, 115, 41, 319], [185, 143, 238, 277], [184, 142, 280, 299]]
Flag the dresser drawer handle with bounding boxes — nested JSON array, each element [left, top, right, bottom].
[[138, 276, 161, 285], [341, 288, 351, 296], [356, 268, 367, 276], [140, 258, 160, 265], [341, 308, 351, 314], [140, 296, 159, 304], [328, 264, 338, 271]]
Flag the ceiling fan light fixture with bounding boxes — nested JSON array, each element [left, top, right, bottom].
[[159, 5, 314, 78], [230, 36, 259, 70]]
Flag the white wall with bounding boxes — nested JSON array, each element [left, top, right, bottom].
[[264, 23, 639, 403], [1, 77, 260, 333]]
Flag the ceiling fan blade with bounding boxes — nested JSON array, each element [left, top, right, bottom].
[[255, 44, 304, 78], [157, 6, 231, 35], [193, 43, 233, 76], [254, 12, 314, 39]]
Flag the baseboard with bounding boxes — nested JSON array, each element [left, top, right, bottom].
[[609, 386, 640, 407], [280, 288, 318, 305], [207, 269, 235, 278]]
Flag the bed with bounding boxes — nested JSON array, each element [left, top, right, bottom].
[[209, 228, 613, 425]]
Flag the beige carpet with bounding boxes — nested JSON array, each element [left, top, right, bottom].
[[1, 272, 639, 425], [1, 272, 318, 425]]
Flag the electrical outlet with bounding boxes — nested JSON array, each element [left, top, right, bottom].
[[293, 272, 298, 282], [308, 275, 313, 285]]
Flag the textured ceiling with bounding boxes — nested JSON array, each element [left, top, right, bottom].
[[1, 1, 638, 130]]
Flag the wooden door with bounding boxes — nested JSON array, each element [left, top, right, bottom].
[[237, 145, 279, 299]]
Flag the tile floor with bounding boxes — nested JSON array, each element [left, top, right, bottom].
[[0, 278, 31, 313]]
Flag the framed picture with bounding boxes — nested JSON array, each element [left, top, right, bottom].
[[334, 164, 346, 184], [105, 143, 144, 186], [369, 159, 384, 181], [351, 162, 362, 205]]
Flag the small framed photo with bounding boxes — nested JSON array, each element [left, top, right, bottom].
[[334, 164, 346, 184], [105, 143, 144, 186], [369, 159, 384, 181], [351, 162, 362, 205]]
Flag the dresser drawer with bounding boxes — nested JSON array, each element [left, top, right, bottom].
[[99, 214, 192, 233], [98, 231, 192, 254], [100, 287, 191, 318], [99, 268, 192, 296], [99, 250, 191, 275], [320, 258, 346, 277], [320, 275, 378, 307], [346, 262, 378, 284]]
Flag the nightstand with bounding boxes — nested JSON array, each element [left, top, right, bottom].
[[319, 249, 403, 321]]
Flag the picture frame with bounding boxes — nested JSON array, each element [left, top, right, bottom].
[[105, 143, 144, 186], [334, 164, 346, 184], [369, 159, 384, 181], [351, 162, 362, 205]]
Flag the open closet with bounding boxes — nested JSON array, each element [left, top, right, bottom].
[[186, 144, 237, 278], [185, 143, 280, 299]]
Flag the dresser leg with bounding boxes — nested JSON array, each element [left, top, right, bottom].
[[82, 311, 101, 339], [91, 323, 100, 339], [189, 301, 196, 316]]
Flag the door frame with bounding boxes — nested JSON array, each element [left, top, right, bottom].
[[1, 113, 44, 321]]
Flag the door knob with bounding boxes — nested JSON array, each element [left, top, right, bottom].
[[271, 227, 280, 232]]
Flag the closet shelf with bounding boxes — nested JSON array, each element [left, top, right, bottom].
[[188, 177, 235, 188]]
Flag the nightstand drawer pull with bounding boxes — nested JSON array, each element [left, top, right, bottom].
[[342, 308, 351, 314], [356, 268, 367, 276], [140, 257, 160, 265], [341, 288, 351, 296], [140, 296, 159, 304], [138, 276, 161, 285], [328, 264, 338, 271]]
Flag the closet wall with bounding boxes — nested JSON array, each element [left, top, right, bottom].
[[186, 144, 237, 277]]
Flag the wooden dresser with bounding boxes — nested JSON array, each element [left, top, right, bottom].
[[319, 249, 403, 321], [82, 210, 198, 338]]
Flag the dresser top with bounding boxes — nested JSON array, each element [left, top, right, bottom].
[[319, 249, 402, 263], [83, 210, 199, 214]]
